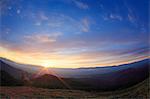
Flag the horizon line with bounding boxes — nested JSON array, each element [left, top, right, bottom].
[[0, 56, 149, 69]]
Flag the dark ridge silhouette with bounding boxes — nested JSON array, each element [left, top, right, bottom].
[[31, 74, 67, 89], [0, 70, 23, 86], [0, 60, 26, 79], [0, 59, 31, 86], [31, 74, 93, 90], [75, 59, 149, 91]]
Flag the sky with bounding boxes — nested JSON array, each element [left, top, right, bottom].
[[0, 0, 149, 68]]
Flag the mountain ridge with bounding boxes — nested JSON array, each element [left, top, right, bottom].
[[0, 57, 149, 69]]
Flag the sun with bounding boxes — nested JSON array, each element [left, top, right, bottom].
[[42, 63, 50, 68]]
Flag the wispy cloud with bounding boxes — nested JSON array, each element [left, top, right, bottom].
[[72, 0, 89, 9], [16, 9, 21, 14], [109, 14, 122, 21], [24, 32, 62, 44], [81, 18, 90, 32], [102, 12, 122, 21], [39, 12, 48, 20], [125, 4, 137, 25], [127, 13, 137, 25], [123, 0, 138, 27], [102, 13, 122, 21], [1, 28, 11, 34], [33, 11, 49, 26], [35, 22, 41, 26]]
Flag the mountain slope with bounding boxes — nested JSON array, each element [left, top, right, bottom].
[[31, 74, 66, 89], [0, 70, 23, 86], [75, 59, 149, 90], [0, 60, 27, 79]]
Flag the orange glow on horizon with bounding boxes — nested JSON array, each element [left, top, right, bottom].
[[0, 46, 148, 68]]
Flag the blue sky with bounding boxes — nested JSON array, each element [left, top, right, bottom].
[[0, 0, 149, 68]]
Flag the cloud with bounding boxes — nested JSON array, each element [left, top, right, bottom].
[[72, 0, 89, 9], [17, 9, 21, 14], [102, 13, 122, 21], [47, 22, 62, 27], [24, 32, 62, 44], [126, 5, 137, 24], [33, 11, 49, 26], [127, 13, 136, 24], [0, 0, 12, 15], [1, 43, 147, 68], [109, 13, 122, 21], [81, 18, 90, 32], [0, 34, 148, 68], [2, 28, 11, 34], [123, 0, 138, 27], [35, 22, 41, 26], [71, 46, 148, 66], [24, 11, 91, 34], [39, 12, 48, 20], [99, 4, 104, 9], [0, 0, 22, 16]]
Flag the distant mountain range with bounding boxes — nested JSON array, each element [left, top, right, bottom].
[[0, 57, 149, 91]]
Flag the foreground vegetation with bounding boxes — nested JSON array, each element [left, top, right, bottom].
[[0, 78, 149, 99]]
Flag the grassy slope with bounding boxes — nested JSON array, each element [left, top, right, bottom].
[[95, 78, 149, 99], [0, 78, 149, 99]]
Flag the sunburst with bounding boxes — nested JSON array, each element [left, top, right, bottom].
[[33, 66, 71, 89]]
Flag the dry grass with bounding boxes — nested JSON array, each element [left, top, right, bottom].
[[0, 78, 149, 99], [0, 86, 96, 99]]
